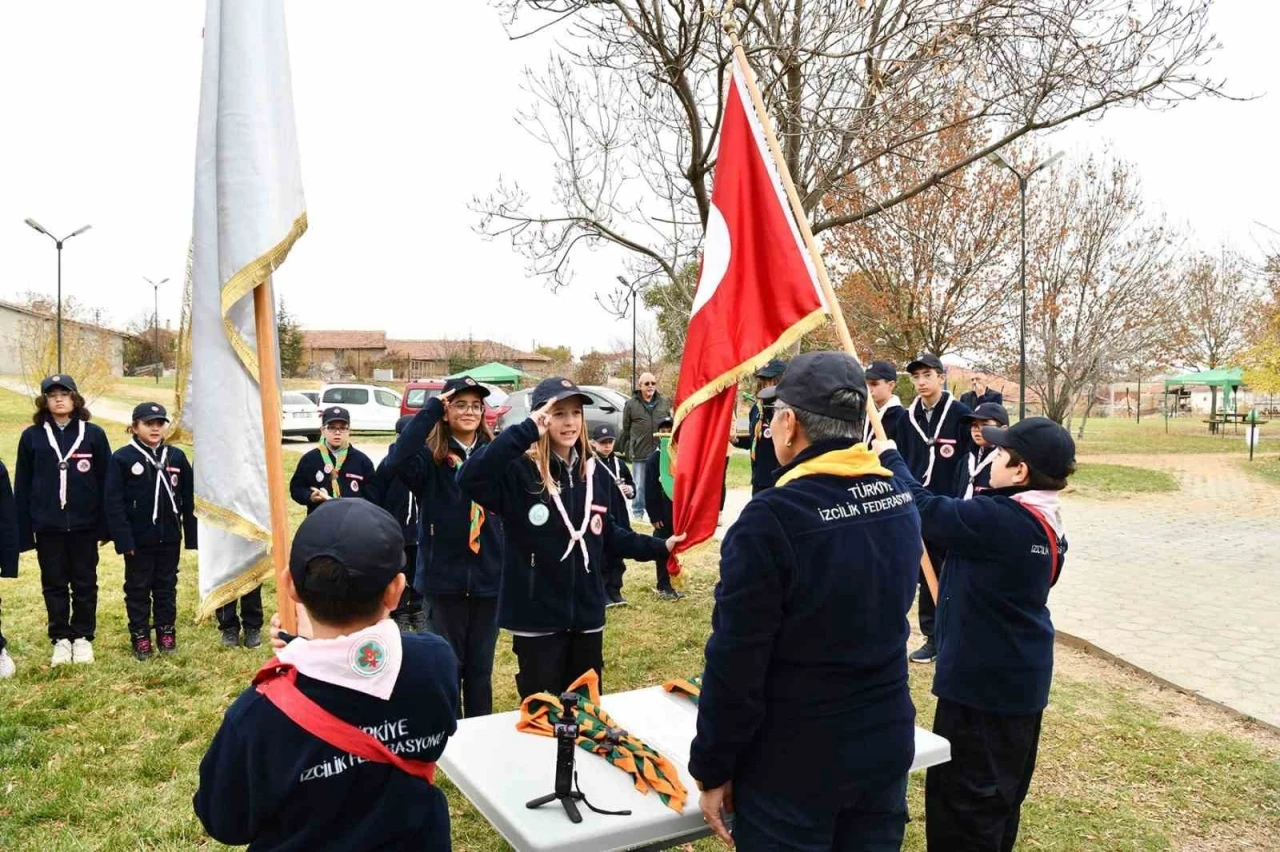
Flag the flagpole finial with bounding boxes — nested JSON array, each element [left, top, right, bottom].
[[707, 1, 738, 35]]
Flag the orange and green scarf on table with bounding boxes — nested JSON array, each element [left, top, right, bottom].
[[662, 674, 702, 705], [318, 443, 350, 498], [517, 670, 688, 813]]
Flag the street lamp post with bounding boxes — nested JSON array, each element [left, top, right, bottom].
[[987, 151, 1062, 421], [144, 277, 171, 384], [24, 218, 93, 374], [617, 275, 637, 391]]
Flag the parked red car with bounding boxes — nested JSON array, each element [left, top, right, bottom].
[[400, 380, 510, 431]]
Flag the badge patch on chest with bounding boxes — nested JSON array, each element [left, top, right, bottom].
[[131, 462, 145, 476], [350, 479, 360, 493], [315, 470, 325, 483], [589, 513, 604, 535], [76, 459, 91, 473], [349, 638, 387, 677], [763, 427, 772, 439], [170, 474, 179, 487], [528, 503, 550, 526], [939, 444, 955, 458]]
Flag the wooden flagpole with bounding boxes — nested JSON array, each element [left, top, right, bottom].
[[724, 20, 940, 604], [253, 279, 298, 634]]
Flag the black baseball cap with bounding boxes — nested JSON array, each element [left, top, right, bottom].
[[906, 353, 944, 374], [394, 415, 413, 435], [981, 417, 1076, 480], [290, 500, 406, 597], [591, 423, 617, 442], [960, 402, 1010, 427], [132, 402, 170, 423], [41, 374, 78, 394], [866, 360, 897, 382], [773, 352, 868, 421], [322, 406, 351, 426], [758, 386, 778, 402], [655, 414, 674, 432], [756, 358, 787, 379], [531, 376, 591, 410], [443, 376, 490, 398]]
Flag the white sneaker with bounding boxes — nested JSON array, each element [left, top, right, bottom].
[[51, 639, 73, 667], [0, 649, 14, 678], [71, 638, 94, 664]]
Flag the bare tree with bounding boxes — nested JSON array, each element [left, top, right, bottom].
[[478, 0, 1222, 306], [1180, 247, 1257, 370]]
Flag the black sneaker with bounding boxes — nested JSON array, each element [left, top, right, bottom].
[[131, 633, 155, 661], [605, 591, 628, 608], [909, 639, 937, 664], [655, 588, 685, 602], [156, 626, 178, 655], [243, 628, 263, 649], [220, 627, 241, 648]]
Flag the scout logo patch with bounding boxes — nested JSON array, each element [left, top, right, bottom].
[[170, 474, 179, 487], [349, 638, 387, 677], [939, 444, 955, 458], [350, 480, 360, 492], [528, 503, 550, 526], [561, 379, 572, 387], [315, 470, 325, 483], [323, 463, 333, 474], [52, 375, 61, 382], [763, 427, 772, 439], [76, 459, 91, 473], [131, 462, 145, 476], [589, 514, 604, 535], [150, 405, 160, 412], [465, 377, 476, 386]]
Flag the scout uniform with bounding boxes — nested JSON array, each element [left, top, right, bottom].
[[732, 359, 785, 494], [104, 403, 197, 659], [194, 499, 459, 852], [897, 353, 973, 661], [879, 418, 1071, 851], [388, 377, 504, 718], [690, 353, 921, 849], [590, 422, 635, 606], [457, 377, 669, 699], [376, 415, 425, 632], [863, 359, 908, 446], [289, 406, 379, 515], [14, 374, 111, 663], [0, 461, 19, 678], [643, 416, 684, 601], [216, 588, 265, 649], [955, 402, 1010, 500]]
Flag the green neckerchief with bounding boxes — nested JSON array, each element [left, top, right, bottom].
[[318, 442, 350, 497]]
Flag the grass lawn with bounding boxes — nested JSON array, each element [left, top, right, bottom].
[[1069, 416, 1272, 456], [1067, 463, 1180, 499], [1236, 454, 1280, 486], [724, 452, 751, 489], [0, 387, 1277, 850]]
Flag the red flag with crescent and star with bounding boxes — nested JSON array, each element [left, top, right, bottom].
[[667, 54, 828, 578]]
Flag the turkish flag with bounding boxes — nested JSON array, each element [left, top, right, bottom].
[[668, 55, 827, 576]]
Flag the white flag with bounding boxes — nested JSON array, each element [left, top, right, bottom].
[[190, 0, 306, 618]]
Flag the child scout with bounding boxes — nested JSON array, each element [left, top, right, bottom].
[[290, 406, 379, 514]]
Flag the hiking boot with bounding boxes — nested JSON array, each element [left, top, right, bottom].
[[909, 639, 937, 664], [220, 627, 241, 648], [243, 628, 262, 649], [0, 648, 15, 679], [131, 633, 155, 662], [50, 639, 73, 667], [156, 626, 178, 655], [71, 638, 95, 664]]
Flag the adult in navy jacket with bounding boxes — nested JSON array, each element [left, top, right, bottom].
[[877, 417, 1073, 852], [14, 375, 111, 665], [690, 353, 922, 852], [389, 378, 505, 717], [0, 460, 20, 678], [458, 377, 675, 699]]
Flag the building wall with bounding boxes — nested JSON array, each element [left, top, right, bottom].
[[0, 307, 124, 377]]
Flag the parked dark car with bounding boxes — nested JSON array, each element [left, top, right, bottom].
[[498, 384, 627, 437]]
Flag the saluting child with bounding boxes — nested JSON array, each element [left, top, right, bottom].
[[389, 377, 504, 718], [376, 416, 425, 633], [956, 402, 1010, 500], [876, 418, 1073, 852], [104, 403, 197, 660], [643, 415, 685, 602], [290, 406, 379, 515], [590, 423, 635, 607], [14, 375, 111, 667], [863, 360, 907, 446], [458, 377, 678, 699], [0, 457, 20, 678]]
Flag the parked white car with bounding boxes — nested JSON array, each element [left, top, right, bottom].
[[320, 383, 403, 432], [281, 392, 321, 441]]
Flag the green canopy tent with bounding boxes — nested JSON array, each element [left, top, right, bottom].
[[1162, 367, 1245, 432], [445, 361, 532, 387]]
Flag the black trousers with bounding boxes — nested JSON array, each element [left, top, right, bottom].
[[512, 630, 604, 701], [918, 537, 948, 638], [37, 530, 100, 643], [123, 543, 181, 635], [429, 594, 499, 718], [0, 597, 7, 653], [653, 526, 674, 591], [603, 557, 627, 598], [394, 545, 425, 614], [926, 698, 1043, 852], [215, 585, 264, 631]]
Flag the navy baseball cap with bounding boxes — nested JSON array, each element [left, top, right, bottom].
[[774, 352, 868, 420], [41, 374, 78, 394], [290, 500, 406, 597], [394, 415, 413, 435], [982, 417, 1076, 480], [866, 360, 897, 382], [443, 376, 490, 398], [655, 414, 674, 432], [322, 406, 351, 426], [756, 358, 787, 379], [591, 423, 617, 442], [132, 402, 170, 423], [531, 376, 591, 411], [906, 353, 944, 374], [961, 402, 1010, 427]]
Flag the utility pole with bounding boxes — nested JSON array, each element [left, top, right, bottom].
[[144, 277, 171, 384]]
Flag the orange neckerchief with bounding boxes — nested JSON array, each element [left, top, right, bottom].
[[662, 674, 702, 705]]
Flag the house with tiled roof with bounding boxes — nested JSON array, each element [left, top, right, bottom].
[[300, 328, 550, 380]]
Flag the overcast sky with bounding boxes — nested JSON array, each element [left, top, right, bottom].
[[1, 1, 1275, 357]]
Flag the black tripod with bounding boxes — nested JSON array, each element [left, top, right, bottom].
[[526, 692, 586, 823]]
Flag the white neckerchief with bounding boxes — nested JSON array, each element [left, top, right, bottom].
[[596, 453, 629, 497], [1011, 489, 1066, 539], [132, 438, 179, 523], [277, 618, 404, 700], [863, 395, 903, 444], [907, 392, 954, 486], [549, 455, 596, 571], [42, 418, 86, 509], [406, 491, 417, 526], [963, 447, 998, 500]]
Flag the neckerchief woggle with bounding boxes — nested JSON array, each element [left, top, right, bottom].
[[863, 396, 903, 445], [131, 438, 179, 523], [42, 418, 86, 509], [550, 455, 596, 570], [318, 442, 349, 497], [907, 393, 955, 487], [964, 447, 997, 500]]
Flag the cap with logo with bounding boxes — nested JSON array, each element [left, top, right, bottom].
[[41, 374, 78, 395], [591, 423, 616, 442], [755, 358, 787, 380], [530, 376, 592, 411], [773, 352, 867, 421], [132, 402, 170, 423], [981, 417, 1076, 480], [906, 353, 945, 374], [442, 376, 490, 399], [865, 360, 898, 383], [322, 406, 351, 426], [960, 402, 1010, 427], [289, 500, 406, 598]]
